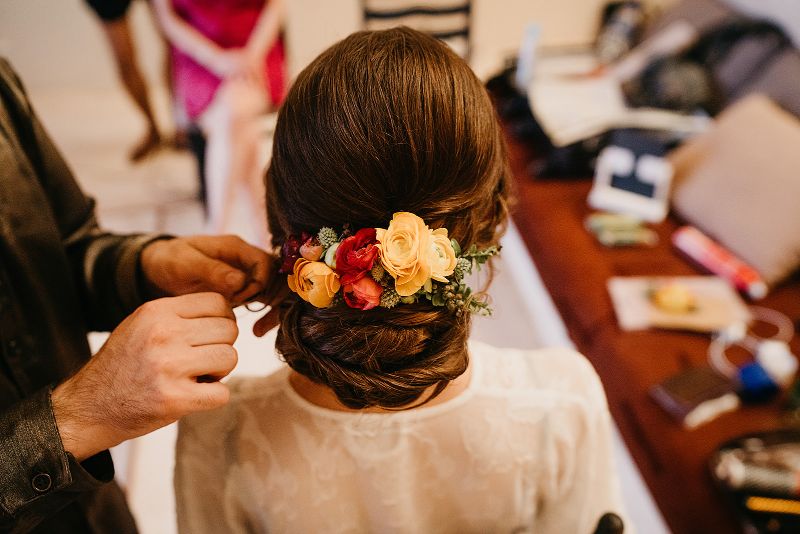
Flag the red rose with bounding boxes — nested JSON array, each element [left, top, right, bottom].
[[335, 228, 380, 285], [343, 276, 383, 310], [279, 231, 311, 274]]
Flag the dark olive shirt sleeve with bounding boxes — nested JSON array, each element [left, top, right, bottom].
[[10, 59, 166, 331], [0, 388, 115, 533], [0, 57, 148, 532]]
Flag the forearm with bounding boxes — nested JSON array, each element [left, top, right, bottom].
[[0, 389, 114, 531], [51, 377, 117, 463], [152, 0, 228, 75], [8, 60, 171, 330], [66, 225, 171, 331], [245, 0, 284, 59]]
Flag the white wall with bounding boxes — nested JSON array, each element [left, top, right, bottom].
[[0, 0, 678, 92], [284, 0, 677, 80], [0, 0, 165, 91]]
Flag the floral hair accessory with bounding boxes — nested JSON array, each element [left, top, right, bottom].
[[280, 212, 500, 315]]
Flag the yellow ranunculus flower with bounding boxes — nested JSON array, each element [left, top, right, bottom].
[[287, 258, 341, 308], [428, 228, 457, 282], [376, 212, 431, 296]]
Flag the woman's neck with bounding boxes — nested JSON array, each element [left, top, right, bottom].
[[288, 362, 473, 413]]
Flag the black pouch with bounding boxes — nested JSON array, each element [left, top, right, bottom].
[[625, 19, 792, 115], [710, 429, 800, 533]]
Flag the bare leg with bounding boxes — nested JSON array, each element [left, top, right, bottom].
[[241, 119, 271, 247], [199, 78, 268, 241], [162, 45, 190, 150], [245, 114, 278, 247], [100, 16, 161, 162], [143, 1, 189, 150], [201, 107, 237, 234]]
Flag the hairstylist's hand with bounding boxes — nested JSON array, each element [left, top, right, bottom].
[[52, 293, 238, 461], [141, 235, 272, 306]]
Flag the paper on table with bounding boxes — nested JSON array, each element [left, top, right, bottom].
[[529, 73, 711, 147], [608, 276, 752, 332]]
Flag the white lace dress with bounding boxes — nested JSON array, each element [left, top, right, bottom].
[[174, 340, 627, 533]]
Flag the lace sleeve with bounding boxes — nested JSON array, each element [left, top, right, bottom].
[[534, 351, 631, 534], [174, 406, 248, 534]]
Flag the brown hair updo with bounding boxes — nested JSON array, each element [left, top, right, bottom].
[[267, 27, 510, 409]]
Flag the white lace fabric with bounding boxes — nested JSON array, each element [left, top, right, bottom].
[[175, 340, 627, 533]]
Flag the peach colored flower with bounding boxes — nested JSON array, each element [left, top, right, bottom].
[[376, 212, 431, 296], [428, 228, 457, 283], [299, 238, 324, 261], [287, 258, 340, 308]]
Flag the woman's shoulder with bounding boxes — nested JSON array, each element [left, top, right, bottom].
[[469, 339, 606, 404]]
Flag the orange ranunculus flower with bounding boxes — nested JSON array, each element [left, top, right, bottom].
[[287, 258, 341, 308], [428, 228, 457, 283], [376, 212, 431, 296]]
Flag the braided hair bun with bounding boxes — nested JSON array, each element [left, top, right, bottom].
[[267, 27, 510, 409]]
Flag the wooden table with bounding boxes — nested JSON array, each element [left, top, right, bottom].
[[502, 127, 800, 534]]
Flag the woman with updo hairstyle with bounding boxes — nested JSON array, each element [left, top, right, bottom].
[[175, 27, 627, 533]]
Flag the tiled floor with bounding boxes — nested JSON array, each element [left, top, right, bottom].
[[30, 83, 666, 533]]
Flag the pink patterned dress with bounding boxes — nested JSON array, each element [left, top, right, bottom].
[[171, 0, 286, 120]]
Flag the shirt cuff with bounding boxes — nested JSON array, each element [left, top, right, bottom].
[[116, 233, 174, 311], [0, 388, 113, 518]]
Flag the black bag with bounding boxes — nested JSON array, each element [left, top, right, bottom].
[[710, 429, 800, 534], [625, 19, 793, 115]]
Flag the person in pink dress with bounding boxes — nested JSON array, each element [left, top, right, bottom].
[[153, 0, 285, 245]]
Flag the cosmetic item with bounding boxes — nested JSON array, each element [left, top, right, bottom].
[[708, 338, 780, 403], [585, 212, 643, 233], [714, 452, 800, 497], [650, 366, 739, 429], [672, 226, 767, 300], [650, 282, 696, 314], [710, 431, 800, 533], [757, 340, 798, 388], [585, 212, 658, 247], [597, 227, 659, 247], [708, 307, 797, 400], [745, 496, 800, 516], [596, 1, 645, 65]]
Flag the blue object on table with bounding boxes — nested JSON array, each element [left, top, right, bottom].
[[737, 362, 779, 403]]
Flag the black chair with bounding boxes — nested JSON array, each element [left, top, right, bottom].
[[362, 0, 472, 61]]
